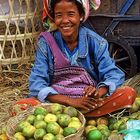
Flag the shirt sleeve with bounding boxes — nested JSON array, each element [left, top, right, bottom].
[[29, 37, 58, 101], [95, 38, 125, 95]]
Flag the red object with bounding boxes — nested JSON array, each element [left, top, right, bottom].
[[11, 97, 41, 116], [15, 97, 40, 106], [85, 86, 137, 117]]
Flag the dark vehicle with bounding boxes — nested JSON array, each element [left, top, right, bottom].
[[84, 0, 140, 79]]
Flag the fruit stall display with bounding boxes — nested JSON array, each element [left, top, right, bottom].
[[6, 103, 86, 140], [84, 97, 140, 140], [2, 97, 140, 140]]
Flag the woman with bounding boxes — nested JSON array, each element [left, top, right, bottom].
[[16, 0, 136, 117]]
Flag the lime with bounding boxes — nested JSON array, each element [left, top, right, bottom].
[[55, 134, 64, 140], [96, 117, 108, 126], [26, 114, 36, 124], [44, 113, 57, 123], [43, 133, 56, 140], [34, 128, 46, 140], [85, 125, 97, 134], [35, 114, 45, 121], [87, 119, 96, 126], [97, 124, 108, 131], [14, 132, 26, 140], [86, 129, 102, 140], [63, 127, 77, 137], [34, 120, 47, 129], [22, 125, 36, 138], [34, 107, 47, 116], [71, 117, 80, 122], [68, 120, 82, 130], [64, 106, 78, 117], [46, 122, 60, 135], [51, 103, 63, 114], [16, 121, 30, 132], [58, 126, 63, 134], [57, 114, 71, 127], [100, 129, 110, 137]]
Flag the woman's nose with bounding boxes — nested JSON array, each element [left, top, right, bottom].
[[61, 15, 69, 23]]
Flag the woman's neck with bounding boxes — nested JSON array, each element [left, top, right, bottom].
[[63, 34, 78, 52]]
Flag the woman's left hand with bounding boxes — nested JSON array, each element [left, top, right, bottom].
[[84, 85, 108, 98]]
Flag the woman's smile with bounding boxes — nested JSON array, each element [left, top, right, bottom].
[[54, 0, 81, 40]]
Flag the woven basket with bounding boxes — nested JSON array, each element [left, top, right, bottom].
[[0, 0, 42, 72], [6, 103, 86, 140]]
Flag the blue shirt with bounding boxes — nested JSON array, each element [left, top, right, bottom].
[[29, 26, 125, 102]]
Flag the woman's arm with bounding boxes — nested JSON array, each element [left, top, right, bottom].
[[47, 94, 98, 110], [29, 37, 58, 102], [95, 38, 125, 94]]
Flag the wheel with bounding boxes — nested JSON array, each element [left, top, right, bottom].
[[106, 37, 137, 79]]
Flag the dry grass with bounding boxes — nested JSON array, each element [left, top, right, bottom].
[[0, 64, 32, 132]]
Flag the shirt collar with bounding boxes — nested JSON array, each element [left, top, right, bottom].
[[54, 26, 88, 58]]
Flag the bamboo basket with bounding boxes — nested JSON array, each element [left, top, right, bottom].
[[6, 103, 86, 140], [0, 0, 42, 72]]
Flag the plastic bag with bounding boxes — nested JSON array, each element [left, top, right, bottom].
[[119, 120, 140, 140]]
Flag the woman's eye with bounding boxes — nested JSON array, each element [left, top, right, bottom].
[[68, 12, 75, 17], [55, 14, 62, 18]]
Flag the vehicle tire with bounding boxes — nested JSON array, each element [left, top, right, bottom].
[[106, 36, 137, 79]]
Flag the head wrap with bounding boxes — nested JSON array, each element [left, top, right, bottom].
[[42, 0, 101, 31]]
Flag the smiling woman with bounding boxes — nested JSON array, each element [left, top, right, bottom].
[[53, 0, 82, 49], [15, 0, 137, 117]]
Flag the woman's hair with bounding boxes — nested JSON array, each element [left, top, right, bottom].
[[50, 0, 85, 18]]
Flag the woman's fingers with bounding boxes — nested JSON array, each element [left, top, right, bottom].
[[80, 97, 98, 110], [84, 86, 96, 97]]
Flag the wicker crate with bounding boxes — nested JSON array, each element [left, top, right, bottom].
[[0, 0, 42, 72], [6, 103, 86, 140]]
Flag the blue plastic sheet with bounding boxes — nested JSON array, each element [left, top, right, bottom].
[[119, 120, 140, 140]]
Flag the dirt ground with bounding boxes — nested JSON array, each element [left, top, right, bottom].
[[0, 64, 31, 132]]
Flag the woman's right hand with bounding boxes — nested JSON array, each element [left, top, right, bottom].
[[66, 96, 98, 111]]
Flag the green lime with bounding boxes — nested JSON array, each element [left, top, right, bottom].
[[46, 122, 60, 135], [14, 132, 26, 140], [63, 127, 77, 137], [34, 120, 47, 129], [34, 107, 47, 116], [50, 103, 63, 114], [16, 121, 30, 132], [55, 134, 64, 140], [22, 125, 36, 138], [57, 114, 71, 127], [35, 114, 45, 121], [34, 128, 46, 140], [86, 129, 102, 140], [26, 114, 36, 124], [43, 133, 56, 140], [64, 106, 78, 117]]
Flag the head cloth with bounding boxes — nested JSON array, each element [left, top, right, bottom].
[[42, 0, 101, 31]]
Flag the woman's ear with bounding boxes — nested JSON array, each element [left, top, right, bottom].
[[80, 15, 84, 22]]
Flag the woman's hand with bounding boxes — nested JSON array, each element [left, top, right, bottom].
[[66, 96, 98, 111], [84, 85, 108, 98]]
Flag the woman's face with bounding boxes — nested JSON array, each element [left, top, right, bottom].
[[54, 0, 82, 40]]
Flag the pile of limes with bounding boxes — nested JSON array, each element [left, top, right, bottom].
[[13, 103, 82, 140], [85, 97, 140, 140]]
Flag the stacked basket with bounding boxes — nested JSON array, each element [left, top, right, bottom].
[[0, 0, 42, 72]]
